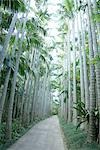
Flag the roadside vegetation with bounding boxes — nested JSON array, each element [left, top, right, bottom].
[[0, 117, 44, 150], [59, 118, 100, 150]]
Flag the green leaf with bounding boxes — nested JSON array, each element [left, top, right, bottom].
[[0, 0, 26, 12]]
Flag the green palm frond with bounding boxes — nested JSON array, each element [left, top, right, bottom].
[[0, 0, 26, 12], [37, 9, 50, 21], [40, 54, 49, 70], [64, 0, 73, 12], [64, 0, 74, 18]]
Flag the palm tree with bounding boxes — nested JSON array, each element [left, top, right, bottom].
[[87, 0, 100, 143], [80, 13, 90, 110], [72, 17, 77, 125], [86, 1, 97, 142], [68, 30, 73, 122], [6, 15, 27, 139], [76, 1, 85, 104], [0, 29, 20, 124], [63, 0, 75, 123]]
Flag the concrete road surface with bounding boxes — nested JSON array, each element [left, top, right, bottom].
[[7, 115, 66, 150]]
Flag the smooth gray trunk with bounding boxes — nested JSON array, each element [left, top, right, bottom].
[[81, 16, 90, 110], [6, 51, 21, 140], [88, 0, 100, 143], [77, 12, 85, 104], [68, 31, 72, 122], [0, 13, 18, 72], [13, 94, 18, 119], [0, 68, 11, 124], [20, 80, 27, 124], [72, 18, 77, 125], [30, 79, 36, 122], [86, 3, 97, 142], [22, 75, 30, 125]]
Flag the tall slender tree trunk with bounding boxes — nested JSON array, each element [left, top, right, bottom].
[[68, 31, 72, 122], [87, 0, 100, 143], [77, 11, 85, 104], [92, 0, 100, 48], [60, 77, 64, 118], [81, 13, 90, 110], [30, 79, 36, 122], [42, 67, 48, 117], [63, 37, 68, 121], [86, 3, 97, 142], [13, 94, 18, 119], [33, 74, 40, 118], [0, 26, 21, 124], [66, 46, 69, 122], [0, 13, 17, 72], [0, 26, 20, 126], [0, 68, 11, 124], [6, 15, 27, 139], [72, 18, 77, 125], [41, 77, 46, 118], [26, 77, 32, 125], [22, 75, 30, 125], [6, 51, 21, 140], [30, 48, 40, 121], [20, 80, 26, 124], [38, 78, 43, 118]]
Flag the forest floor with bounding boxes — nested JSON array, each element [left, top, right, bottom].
[[7, 115, 66, 150]]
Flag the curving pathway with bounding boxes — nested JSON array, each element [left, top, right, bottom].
[[7, 115, 66, 150]]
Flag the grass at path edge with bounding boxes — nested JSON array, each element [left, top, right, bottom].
[[59, 117, 100, 150]]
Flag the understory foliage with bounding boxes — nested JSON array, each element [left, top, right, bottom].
[[51, 101, 59, 115], [59, 118, 100, 150], [0, 117, 42, 149]]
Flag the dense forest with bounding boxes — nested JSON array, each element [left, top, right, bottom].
[[0, 0, 100, 149]]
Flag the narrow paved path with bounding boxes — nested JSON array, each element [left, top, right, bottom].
[[7, 116, 66, 150]]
